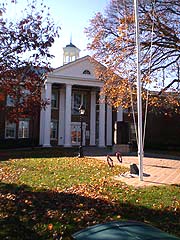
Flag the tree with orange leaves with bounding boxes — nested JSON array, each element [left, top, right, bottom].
[[85, 0, 180, 114]]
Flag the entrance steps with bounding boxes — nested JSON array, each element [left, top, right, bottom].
[[83, 146, 112, 156]]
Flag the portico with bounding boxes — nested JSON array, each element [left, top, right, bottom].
[[39, 55, 113, 148]]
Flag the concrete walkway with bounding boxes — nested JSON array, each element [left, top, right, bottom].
[[90, 154, 180, 188]]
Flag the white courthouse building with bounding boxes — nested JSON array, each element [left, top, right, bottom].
[[39, 42, 127, 149]]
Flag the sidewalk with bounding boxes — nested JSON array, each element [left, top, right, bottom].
[[91, 154, 180, 187]]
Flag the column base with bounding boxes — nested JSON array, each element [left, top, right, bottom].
[[42, 144, 51, 148], [98, 144, 106, 148], [64, 144, 72, 147], [112, 144, 130, 154]]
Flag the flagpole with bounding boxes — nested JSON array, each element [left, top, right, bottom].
[[134, 0, 143, 181]]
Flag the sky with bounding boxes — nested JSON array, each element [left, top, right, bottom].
[[2, 0, 109, 68], [46, 0, 109, 67]]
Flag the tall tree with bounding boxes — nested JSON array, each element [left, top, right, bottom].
[[85, 0, 180, 113], [0, 0, 60, 121]]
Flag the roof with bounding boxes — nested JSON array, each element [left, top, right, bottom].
[[65, 42, 78, 48], [53, 55, 106, 73]]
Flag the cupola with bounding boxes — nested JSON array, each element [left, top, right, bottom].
[[63, 41, 80, 65]]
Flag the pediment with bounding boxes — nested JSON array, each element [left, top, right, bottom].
[[50, 56, 104, 81]]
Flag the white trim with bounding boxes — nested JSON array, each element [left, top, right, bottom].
[[47, 76, 103, 88]]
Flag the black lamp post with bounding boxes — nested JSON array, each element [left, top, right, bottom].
[[78, 104, 85, 158]]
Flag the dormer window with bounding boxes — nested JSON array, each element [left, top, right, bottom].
[[83, 70, 91, 75]]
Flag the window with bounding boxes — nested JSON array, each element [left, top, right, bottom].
[[6, 95, 15, 106], [21, 89, 30, 102], [51, 91, 58, 108], [5, 119, 30, 139], [51, 120, 58, 139], [72, 92, 87, 115], [22, 89, 30, 95], [83, 69, 91, 75], [130, 123, 136, 142], [18, 120, 29, 138], [71, 124, 81, 145], [5, 121, 16, 139]]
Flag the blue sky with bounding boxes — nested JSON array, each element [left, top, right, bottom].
[[45, 0, 109, 67]]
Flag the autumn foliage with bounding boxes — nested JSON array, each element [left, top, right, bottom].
[[85, 0, 180, 114], [0, 0, 60, 121]]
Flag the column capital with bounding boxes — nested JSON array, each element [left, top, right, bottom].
[[44, 81, 52, 87], [65, 83, 73, 87]]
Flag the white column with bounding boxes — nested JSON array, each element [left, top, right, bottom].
[[90, 90, 96, 146], [39, 87, 45, 145], [98, 91, 105, 147], [117, 106, 123, 121], [42, 82, 52, 147], [64, 84, 72, 147], [106, 104, 112, 146], [58, 88, 65, 145]]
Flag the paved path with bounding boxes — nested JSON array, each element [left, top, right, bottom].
[[90, 155, 180, 188]]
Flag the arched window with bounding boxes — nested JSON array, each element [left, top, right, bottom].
[[83, 69, 91, 75]]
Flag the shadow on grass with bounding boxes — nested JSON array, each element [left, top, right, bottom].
[[1, 147, 180, 162], [0, 182, 179, 240], [0, 147, 79, 161]]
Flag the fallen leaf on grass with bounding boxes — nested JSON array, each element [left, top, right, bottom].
[[47, 223, 53, 231]]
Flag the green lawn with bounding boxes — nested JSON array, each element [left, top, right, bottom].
[[0, 149, 180, 239]]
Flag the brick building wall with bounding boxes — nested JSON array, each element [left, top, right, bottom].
[[122, 111, 180, 150], [0, 94, 40, 149]]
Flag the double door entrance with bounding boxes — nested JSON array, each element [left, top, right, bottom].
[[71, 122, 86, 146]]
